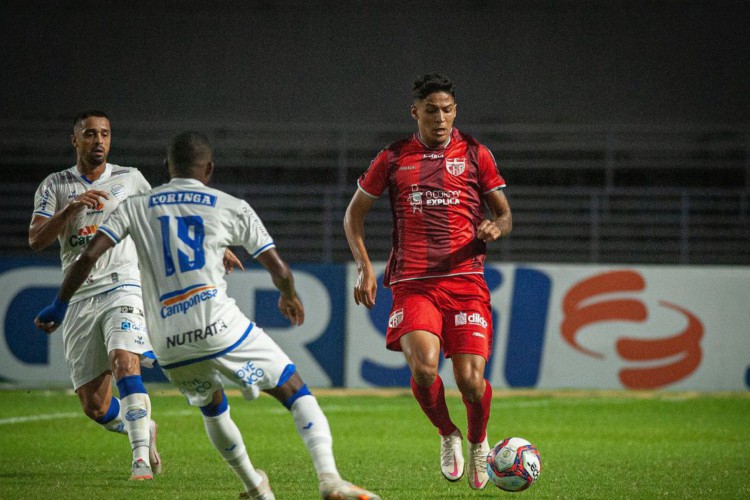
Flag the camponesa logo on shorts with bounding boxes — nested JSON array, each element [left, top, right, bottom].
[[159, 283, 218, 318], [68, 225, 99, 247], [561, 270, 704, 389]]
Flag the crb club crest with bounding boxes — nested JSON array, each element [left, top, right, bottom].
[[445, 158, 466, 176], [388, 308, 404, 328]]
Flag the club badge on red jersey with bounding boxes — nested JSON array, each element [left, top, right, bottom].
[[446, 158, 466, 176]]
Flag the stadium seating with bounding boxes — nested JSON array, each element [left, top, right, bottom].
[[2, 120, 748, 264]]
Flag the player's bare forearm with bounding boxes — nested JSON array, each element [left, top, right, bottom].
[[492, 211, 513, 237], [257, 247, 305, 324], [344, 189, 379, 307], [347, 230, 378, 308], [59, 233, 115, 302], [34, 254, 90, 333], [344, 213, 378, 307], [478, 189, 512, 242], [29, 212, 71, 251], [344, 190, 376, 264], [34, 233, 113, 333]]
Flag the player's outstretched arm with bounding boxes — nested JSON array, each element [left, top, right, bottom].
[[34, 231, 115, 333], [343, 190, 378, 308], [256, 247, 304, 326]]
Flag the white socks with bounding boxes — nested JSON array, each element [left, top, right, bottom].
[[290, 394, 339, 481], [120, 392, 151, 464], [203, 407, 264, 490]]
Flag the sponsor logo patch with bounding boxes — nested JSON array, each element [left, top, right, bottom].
[[166, 319, 228, 348], [159, 283, 218, 318], [125, 408, 148, 421], [408, 185, 423, 213], [68, 225, 99, 247], [119, 320, 145, 333], [455, 312, 467, 326], [468, 312, 488, 328], [235, 360, 266, 389], [120, 306, 144, 317]]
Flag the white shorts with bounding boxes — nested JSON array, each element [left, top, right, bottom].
[[163, 325, 294, 407], [63, 286, 153, 390]]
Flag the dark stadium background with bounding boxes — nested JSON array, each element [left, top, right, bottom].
[[1, 0, 748, 264]]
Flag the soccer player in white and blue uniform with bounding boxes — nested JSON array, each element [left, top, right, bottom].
[[36, 131, 380, 500], [30, 111, 161, 480]]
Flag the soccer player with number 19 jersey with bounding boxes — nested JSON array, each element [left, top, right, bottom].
[[344, 73, 513, 491], [36, 132, 380, 500]]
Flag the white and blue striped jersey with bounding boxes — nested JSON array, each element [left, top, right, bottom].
[[98, 177, 276, 367], [32, 163, 151, 302]]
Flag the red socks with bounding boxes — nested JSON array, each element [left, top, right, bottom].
[[411, 376, 493, 443], [462, 380, 492, 443], [410, 376, 458, 436]]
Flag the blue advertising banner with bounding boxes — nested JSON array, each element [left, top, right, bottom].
[[1, 258, 748, 391]]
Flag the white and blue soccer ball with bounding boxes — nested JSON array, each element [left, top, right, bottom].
[[486, 437, 541, 492]]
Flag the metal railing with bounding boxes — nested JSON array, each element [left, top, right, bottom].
[[2, 121, 748, 265]]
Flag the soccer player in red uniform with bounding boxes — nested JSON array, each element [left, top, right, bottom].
[[344, 73, 512, 490]]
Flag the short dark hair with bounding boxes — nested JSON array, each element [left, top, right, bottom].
[[412, 73, 455, 100], [73, 110, 109, 128], [168, 131, 213, 176]]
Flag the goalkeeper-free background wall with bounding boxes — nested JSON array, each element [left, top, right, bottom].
[[1, 0, 748, 126]]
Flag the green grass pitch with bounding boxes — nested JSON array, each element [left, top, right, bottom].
[[1, 386, 748, 499]]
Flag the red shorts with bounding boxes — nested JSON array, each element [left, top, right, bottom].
[[386, 274, 493, 360]]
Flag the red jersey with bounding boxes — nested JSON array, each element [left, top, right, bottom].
[[358, 128, 506, 286]]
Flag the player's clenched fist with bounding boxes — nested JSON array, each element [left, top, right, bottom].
[[477, 219, 502, 243], [69, 189, 109, 212], [278, 294, 305, 326], [34, 297, 69, 334]]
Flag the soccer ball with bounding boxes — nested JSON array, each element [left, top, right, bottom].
[[486, 437, 541, 492]]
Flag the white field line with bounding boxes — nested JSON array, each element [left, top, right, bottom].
[[1, 396, 692, 426], [0, 409, 195, 426]]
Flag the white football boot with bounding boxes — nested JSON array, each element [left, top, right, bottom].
[[440, 429, 465, 481], [319, 478, 381, 500], [239, 470, 275, 500], [129, 458, 153, 481], [467, 437, 490, 490]]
